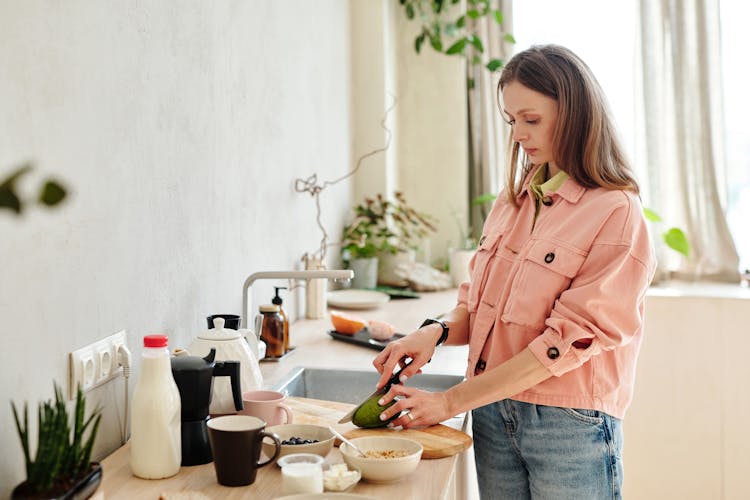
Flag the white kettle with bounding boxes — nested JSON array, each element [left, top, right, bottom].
[[186, 317, 264, 415]]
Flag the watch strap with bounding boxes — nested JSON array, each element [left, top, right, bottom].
[[420, 318, 449, 346]]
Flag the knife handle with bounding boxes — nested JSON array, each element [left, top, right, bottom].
[[385, 358, 413, 390]]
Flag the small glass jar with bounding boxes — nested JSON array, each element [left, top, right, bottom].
[[258, 304, 285, 358], [279, 454, 324, 495]]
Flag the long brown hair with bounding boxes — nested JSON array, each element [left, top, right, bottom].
[[498, 44, 639, 206]]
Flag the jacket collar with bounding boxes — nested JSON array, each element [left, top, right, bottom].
[[517, 167, 586, 204]]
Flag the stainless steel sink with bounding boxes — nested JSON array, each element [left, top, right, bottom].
[[272, 366, 465, 404]]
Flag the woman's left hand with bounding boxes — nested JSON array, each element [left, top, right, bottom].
[[377, 385, 453, 429]]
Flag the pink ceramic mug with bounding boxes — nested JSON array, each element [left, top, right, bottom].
[[240, 390, 293, 426]]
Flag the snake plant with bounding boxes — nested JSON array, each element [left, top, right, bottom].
[[11, 384, 102, 494]]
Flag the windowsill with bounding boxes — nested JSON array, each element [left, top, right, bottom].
[[648, 280, 750, 299]]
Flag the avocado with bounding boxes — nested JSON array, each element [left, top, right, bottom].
[[352, 393, 398, 428]]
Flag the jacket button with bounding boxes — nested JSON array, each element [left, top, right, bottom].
[[544, 252, 555, 263], [479, 235, 487, 246], [547, 347, 560, 359], [542, 196, 553, 206]]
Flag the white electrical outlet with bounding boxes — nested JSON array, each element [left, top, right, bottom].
[[69, 330, 127, 399]]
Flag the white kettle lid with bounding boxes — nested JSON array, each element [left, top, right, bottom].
[[197, 317, 242, 340]]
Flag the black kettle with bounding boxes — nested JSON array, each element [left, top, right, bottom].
[[170, 348, 243, 466]]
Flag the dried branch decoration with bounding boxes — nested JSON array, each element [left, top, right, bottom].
[[295, 96, 397, 263]]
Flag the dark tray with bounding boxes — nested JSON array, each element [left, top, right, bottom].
[[328, 329, 405, 351]]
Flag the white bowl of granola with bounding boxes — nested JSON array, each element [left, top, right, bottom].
[[338, 436, 423, 483]]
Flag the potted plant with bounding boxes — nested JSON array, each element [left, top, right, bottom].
[[11, 384, 103, 500], [341, 191, 438, 288]]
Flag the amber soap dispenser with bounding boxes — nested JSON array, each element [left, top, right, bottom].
[[273, 286, 290, 352]]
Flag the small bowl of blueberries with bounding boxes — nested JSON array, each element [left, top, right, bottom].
[[263, 424, 335, 460]]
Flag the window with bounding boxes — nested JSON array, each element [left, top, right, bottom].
[[720, 0, 750, 272], [513, 1, 750, 272], [512, 1, 636, 164]]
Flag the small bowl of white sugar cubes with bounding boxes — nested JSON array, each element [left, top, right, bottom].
[[323, 463, 361, 492]]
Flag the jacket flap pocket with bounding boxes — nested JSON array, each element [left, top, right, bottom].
[[477, 231, 503, 253], [525, 239, 587, 278]]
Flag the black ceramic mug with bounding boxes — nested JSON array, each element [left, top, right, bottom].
[[207, 314, 241, 330], [207, 415, 281, 487]]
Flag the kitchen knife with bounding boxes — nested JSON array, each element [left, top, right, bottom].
[[338, 359, 414, 424]]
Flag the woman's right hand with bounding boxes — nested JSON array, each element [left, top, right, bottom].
[[372, 324, 441, 390]]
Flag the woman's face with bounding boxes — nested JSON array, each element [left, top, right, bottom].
[[501, 80, 559, 170]]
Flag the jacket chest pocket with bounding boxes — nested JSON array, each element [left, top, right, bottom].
[[466, 231, 503, 312], [501, 239, 587, 330]]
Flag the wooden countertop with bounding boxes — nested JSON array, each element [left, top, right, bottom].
[[98, 289, 470, 499]]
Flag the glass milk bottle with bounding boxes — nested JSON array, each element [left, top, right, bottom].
[[130, 334, 181, 479]]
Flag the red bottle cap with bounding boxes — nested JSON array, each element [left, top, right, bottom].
[[143, 334, 168, 348]]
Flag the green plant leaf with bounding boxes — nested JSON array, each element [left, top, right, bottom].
[[0, 164, 33, 214], [468, 35, 484, 53], [467, 77, 475, 89], [486, 59, 504, 72], [406, 3, 415, 19], [415, 33, 426, 53], [642, 207, 662, 222], [39, 180, 67, 206], [467, 9, 481, 19], [662, 228, 690, 256], [445, 38, 467, 55], [11, 402, 31, 473], [0, 182, 22, 213], [494, 10, 504, 24], [472, 193, 497, 205], [456, 15, 465, 28], [430, 33, 443, 51], [503, 33, 516, 44]]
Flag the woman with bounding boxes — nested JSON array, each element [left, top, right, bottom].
[[373, 45, 656, 499]]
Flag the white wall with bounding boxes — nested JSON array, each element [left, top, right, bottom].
[[0, 1, 354, 493]]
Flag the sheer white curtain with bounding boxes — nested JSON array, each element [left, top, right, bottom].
[[636, 0, 739, 282], [467, 0, 513, 241]]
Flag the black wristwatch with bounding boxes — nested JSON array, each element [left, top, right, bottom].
[[421, 318, 449, 346]]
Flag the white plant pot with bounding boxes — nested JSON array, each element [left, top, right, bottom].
[[349, 257, 378, 289], [449, 248, 475, 287]]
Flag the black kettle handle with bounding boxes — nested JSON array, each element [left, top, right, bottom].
[[213, 361, 244, 411]]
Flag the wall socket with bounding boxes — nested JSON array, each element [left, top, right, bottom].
[[69, 330, 127, 399]]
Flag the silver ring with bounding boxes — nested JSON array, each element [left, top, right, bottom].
[[407, 412, 415, 421]]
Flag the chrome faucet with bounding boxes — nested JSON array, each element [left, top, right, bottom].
[[241, 269, 354, 327]]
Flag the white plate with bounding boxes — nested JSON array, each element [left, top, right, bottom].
[[327, 289, 390, 310]]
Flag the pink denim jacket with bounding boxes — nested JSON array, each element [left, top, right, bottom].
[[457, 173, 656, 419]]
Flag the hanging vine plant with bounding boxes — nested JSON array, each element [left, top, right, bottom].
[[400, 0, 515, 87]]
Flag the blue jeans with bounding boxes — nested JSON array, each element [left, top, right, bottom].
[[472, 400, 623, 500]]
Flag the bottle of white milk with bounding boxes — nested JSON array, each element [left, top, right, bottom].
[[130, 334, 181, 479]]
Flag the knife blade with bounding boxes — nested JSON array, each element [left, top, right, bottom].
[[338, 359, 414, 424]]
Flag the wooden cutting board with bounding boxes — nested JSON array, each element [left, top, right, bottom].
[[286, 396, 472, 459]]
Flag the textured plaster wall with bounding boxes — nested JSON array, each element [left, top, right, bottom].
[[0, 1, 353, 493]]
